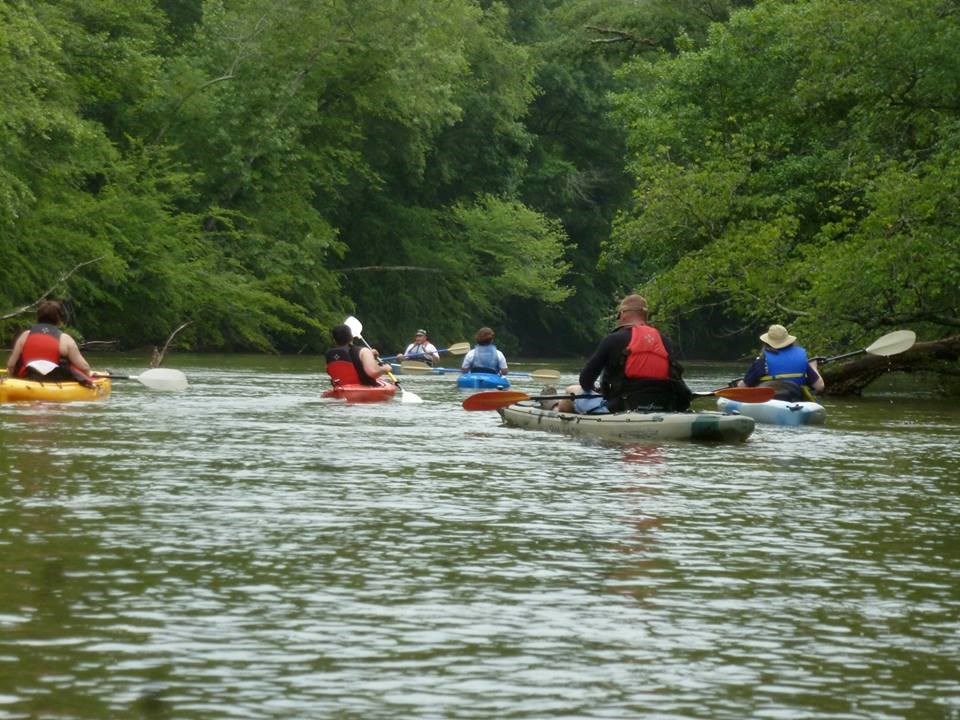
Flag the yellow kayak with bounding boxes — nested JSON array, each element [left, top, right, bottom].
[[0, 373, 112, 403]]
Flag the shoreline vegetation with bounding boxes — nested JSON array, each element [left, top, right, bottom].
[[2, 1, 956, 389]]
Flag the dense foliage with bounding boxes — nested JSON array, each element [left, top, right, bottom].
[[607, 0, 960, 356], [2, 0, 957, 367]]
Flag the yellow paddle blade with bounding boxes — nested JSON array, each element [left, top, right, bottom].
[[400, 361, 435, 374], [529, 369, 561, 381]]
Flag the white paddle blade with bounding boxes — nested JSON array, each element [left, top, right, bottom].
[[133, 368, 189, 391], [344, 316, 363, 337], [444, 342, 471, 356], [400, 388, 424, 404], [26, 359, 59, 375], [867, 330, 916, 357]]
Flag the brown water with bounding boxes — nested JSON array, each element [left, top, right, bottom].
[[1, 355, 958, 719]]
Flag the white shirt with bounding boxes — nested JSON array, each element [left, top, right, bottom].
[[461, 347, 508, 373], [403, 341, 439, 362]]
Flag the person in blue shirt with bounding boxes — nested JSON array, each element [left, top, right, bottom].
[[739, 324, 825, 401], [461, 327, 508, 375]]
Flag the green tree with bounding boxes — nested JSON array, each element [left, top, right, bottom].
[[607, 0, 960, 357]]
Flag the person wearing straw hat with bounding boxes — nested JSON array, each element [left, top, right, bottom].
[[737, 323, 824, 401], [397, 329, 440, 366], [555, 294, 691, 414]]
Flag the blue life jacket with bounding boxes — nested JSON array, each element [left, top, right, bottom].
[[469, 344, 501, 374], [761, 345, 809, 386]]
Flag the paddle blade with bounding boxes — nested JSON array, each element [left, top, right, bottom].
[[344, 316, 363, 337], [134, 368, 189, 391], [866, 329, 916, 357], [444, 342, 471, 356], [529, 369, 561, 381], [400, 387, 424, 404], [462, 390, 532, 411], [710, 386, 776, 402], [400, 361, 435, 374]]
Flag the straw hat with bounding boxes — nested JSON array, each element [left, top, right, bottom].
[[617, 294, 649, 315], [760, 324, 796, 349]]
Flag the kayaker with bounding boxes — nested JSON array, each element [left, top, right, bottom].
[[325, 324, 393, 387], [396, 329, 440, 365], [555, 294, 692, 414], [737, 324, 824, 401], [461, 327, 508, 376], [6, 299, 94, 383]]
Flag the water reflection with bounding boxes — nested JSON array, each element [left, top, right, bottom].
[[1, 358, 959, 718]]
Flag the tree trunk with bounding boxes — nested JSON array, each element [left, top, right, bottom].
[[821, 335, 960, 396]]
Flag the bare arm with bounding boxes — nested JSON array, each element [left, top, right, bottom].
[[61, 335, 92, 373], [808, 360, 825, 393], [359, 347, 389, 379], [6, 332, 27, 373]]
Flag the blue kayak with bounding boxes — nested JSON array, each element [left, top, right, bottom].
[[717, 397, 826, 426], [457, 372, 510, 390]]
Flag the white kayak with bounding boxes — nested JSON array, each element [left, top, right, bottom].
[[717, 397, 826, 426], [497, 403, 755, 443]]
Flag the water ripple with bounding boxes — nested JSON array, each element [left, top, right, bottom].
[[1, 361, 958, 718]]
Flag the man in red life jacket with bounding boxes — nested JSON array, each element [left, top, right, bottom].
[[6, 299, 94, 383], [555, 294, 692, 414], [324, 323, 393, 387]]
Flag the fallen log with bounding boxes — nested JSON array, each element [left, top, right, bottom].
[[821, 335, 960, 395]]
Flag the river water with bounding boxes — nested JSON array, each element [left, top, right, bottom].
[[1, 355, 958, 719]]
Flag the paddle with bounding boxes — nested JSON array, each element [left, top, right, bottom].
[[94, 369, 189, 391], [380, 342, 470, 363], [416, 365, 561, 381], [510, 369, 561, 381], [24, 360, 189, 391], [399, 361, 440, 374], [814, 329, 916, 365], [344, 316, 423, 404], [462, 386, 775, 411]]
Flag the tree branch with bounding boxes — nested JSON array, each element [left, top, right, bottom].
[[585, 26, 658, 49], [336, 266, 444, 274], [1, 256, 105, 320], [152, 321, 193, 368]]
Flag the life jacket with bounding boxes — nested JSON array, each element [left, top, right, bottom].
[[602, 325, 689, 412], [623, 325, 670, 380], [325, 344, 378, 386], [15, 324, 94, 385], [16, 324, 62, 377], [404, 342, 434, 366], [468, 344, 501, 374], [760, 345, 809, 385]]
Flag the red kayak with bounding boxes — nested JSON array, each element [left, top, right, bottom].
[[322, 381, 398, 403]]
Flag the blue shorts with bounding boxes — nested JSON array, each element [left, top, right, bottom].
[[573, 391, 610, 415]]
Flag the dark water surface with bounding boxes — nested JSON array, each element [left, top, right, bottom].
[[1, 355, 958, 719]]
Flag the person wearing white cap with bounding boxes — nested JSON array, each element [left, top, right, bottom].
[[397, 329, 440, 365], [738, 323, 824, 400]]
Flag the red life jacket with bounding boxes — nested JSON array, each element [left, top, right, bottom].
[[623, 324, 670, 380], [16, 324, 62, 377], [324, 345, 378, 386]]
